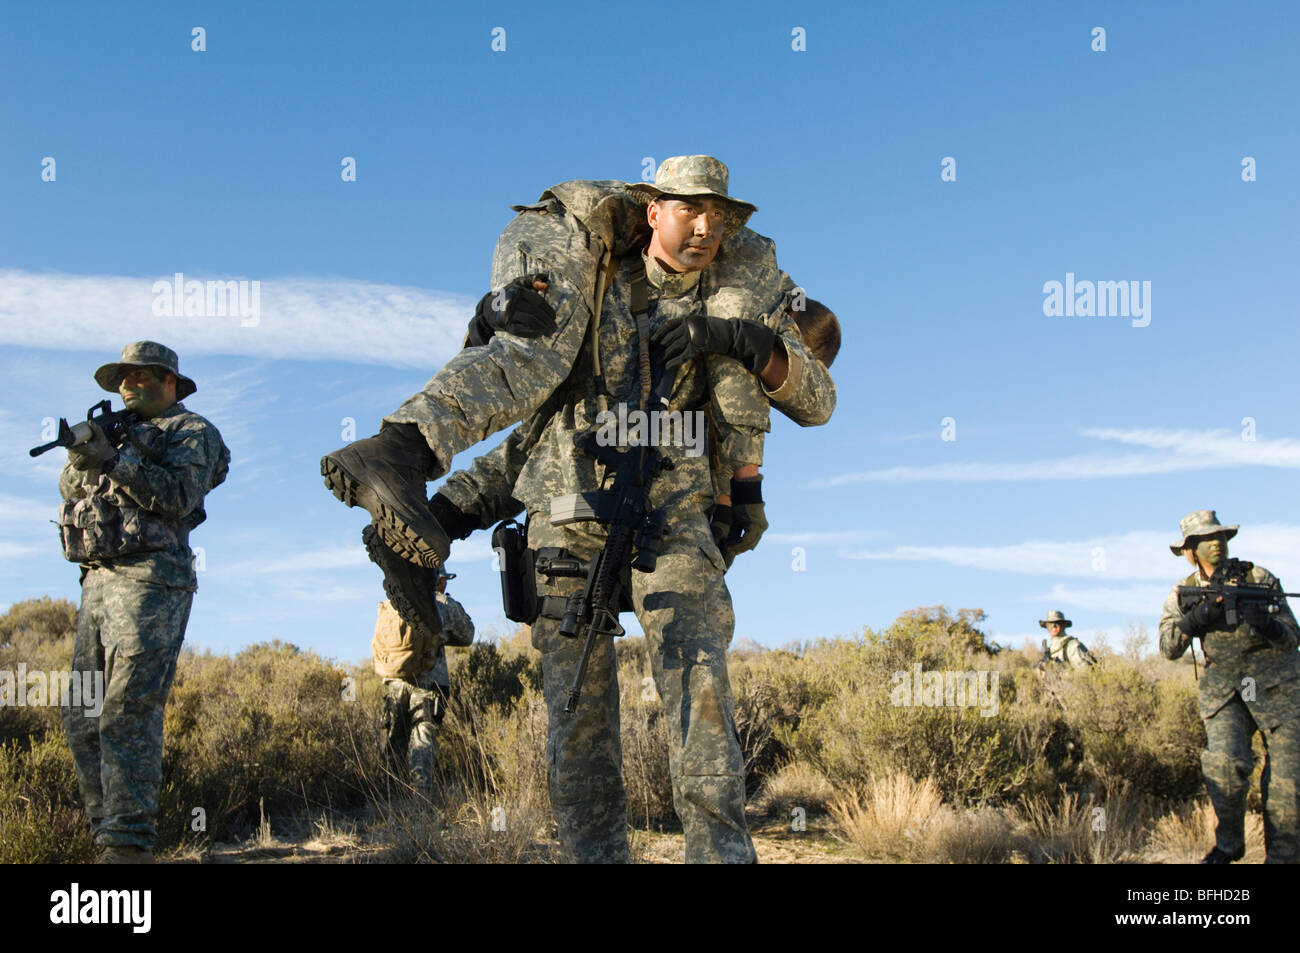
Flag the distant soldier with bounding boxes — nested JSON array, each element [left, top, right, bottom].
[[369, 542, 473, 791], [1159, 510, 1300, 864], [1037, 611, 1095, 670], [57, 342, 230, 863]]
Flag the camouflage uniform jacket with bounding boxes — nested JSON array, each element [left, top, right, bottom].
[[1160, 563, 1300, 728], [430, 181, 834, 522], [1046, 633, 1094, 669], [428, 591, 474, 688], [57, 402, 230, 589]]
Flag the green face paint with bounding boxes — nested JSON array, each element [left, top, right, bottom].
[[1193, 533, 1228, 572], [118, 367, 175, 419]]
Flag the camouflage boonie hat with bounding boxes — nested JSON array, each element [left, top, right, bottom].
[[1170, 510, 1238, 555], [94, 341, 197, 400], [625, 155, 757, 238], [1039, 610, 1072, 629]]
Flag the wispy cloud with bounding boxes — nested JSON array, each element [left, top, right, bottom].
[[765, 529, 886, 545], [213, 543, 369, 578], [817, 427, 1300, 486], [838, 523, 1300, 585], [1025, 582, 1169, 617], [0, 269, 474, 370]]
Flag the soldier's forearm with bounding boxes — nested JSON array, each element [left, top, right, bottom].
[[758, 338, 790, 390], [109, 455, 209, 521]]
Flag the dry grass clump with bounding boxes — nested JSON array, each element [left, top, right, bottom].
[[919, 806, 1020, 863], [829, 772, 942, 861], [752, 761, 835, 818], [1146, 800, 1265, 864]]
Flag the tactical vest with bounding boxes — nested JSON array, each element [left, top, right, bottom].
[[57, 411, 221, 563]]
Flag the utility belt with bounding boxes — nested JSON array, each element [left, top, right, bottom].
[[491, 504, 636, 625]]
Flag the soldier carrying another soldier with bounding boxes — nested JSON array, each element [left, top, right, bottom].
[[322, 156, 834, 862]]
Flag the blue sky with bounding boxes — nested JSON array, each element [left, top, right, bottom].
[[2, 0, 1297, 663]]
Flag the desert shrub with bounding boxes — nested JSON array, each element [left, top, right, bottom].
[[1049, 658, 1203, 801], [0, 596, 77, 648], [0, 598, 77, 747], [0, 732, 95, 863], [780, 615, 1039, 804], [451, 641, 541, 715], [730, 646, 833, 796], [159, 641, 381, 846]]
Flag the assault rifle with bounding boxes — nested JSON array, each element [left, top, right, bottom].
[[29, 400, 139, 457], [1176, 558, 1300, 631], [546, 427, 672, 715]]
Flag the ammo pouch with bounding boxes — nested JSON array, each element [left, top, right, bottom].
[[493, 520, 539, 623], [57, 478, 186, 563]]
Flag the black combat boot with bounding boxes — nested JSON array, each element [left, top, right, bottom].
[[321, 424, 449, 568], [362, 524, 443, 649]]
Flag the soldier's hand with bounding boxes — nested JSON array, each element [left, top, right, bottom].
[[429, 492, 480, 541], [67, 422, 117, 471], [1241, 601, 1285, 642], [653, 314, 776, 375], [466, 275, 555, 347], [1177, 596, 1225, 636], [709, 503, 733, 556], [724, 475, 767, 562]]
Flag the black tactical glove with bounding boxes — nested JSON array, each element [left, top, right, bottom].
[[1240, 601, 1288, 643], [429, 492, 480, 541], [1176, 597, 1225, 637], [653, 314, 776, 375], [465, 275, 556, 347], [709, 503, 733, 555], [67, 422, 118, 472], [724, 475, 767, 564]]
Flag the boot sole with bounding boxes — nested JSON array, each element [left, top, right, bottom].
[[362, 525, 444, 642], [321, 456, 448, 568]]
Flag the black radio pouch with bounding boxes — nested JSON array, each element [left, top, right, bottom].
[[492, 519, 539, 623]]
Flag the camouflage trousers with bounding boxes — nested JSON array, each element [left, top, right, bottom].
[[382, 675, 448, 790], [1202, 694, 1300, 863], [62, 569, 192, 849], [529, 517, 756, 864]]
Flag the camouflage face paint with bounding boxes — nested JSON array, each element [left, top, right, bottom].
[[118, 367, 175, 419], [1193, 533, 1229, 572]]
